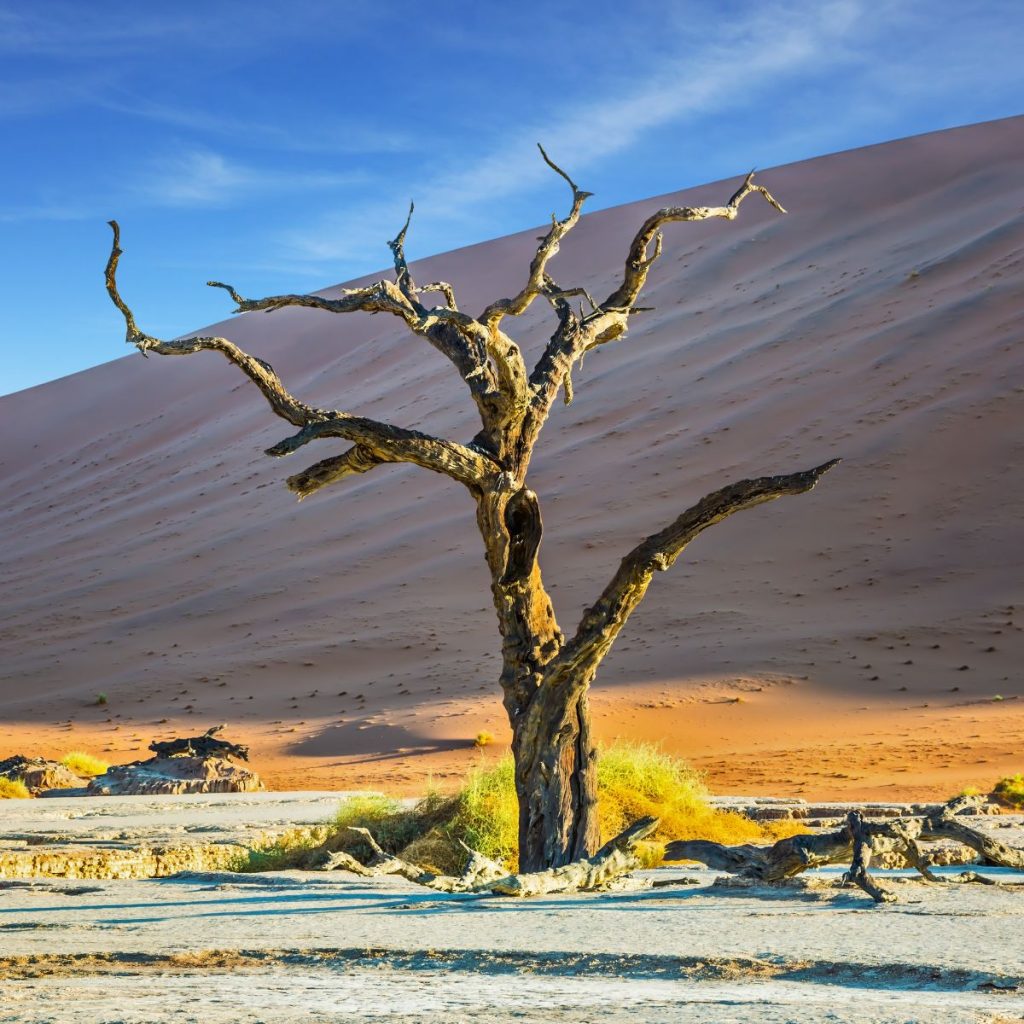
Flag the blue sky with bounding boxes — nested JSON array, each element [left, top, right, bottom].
[[1, 0, 1021, 395]]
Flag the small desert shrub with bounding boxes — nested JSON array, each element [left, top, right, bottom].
[[61, 751, 109, 778], [94, 692, 108, 706], [474, 731, 495, 748], [0, 777, 30, 799], [232, 825, 332, 872], [992, 773, 1024, 810]]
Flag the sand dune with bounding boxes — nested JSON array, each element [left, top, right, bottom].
[[1, 116, 1022, 799]]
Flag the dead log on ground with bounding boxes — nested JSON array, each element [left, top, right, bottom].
[[319, 817, 659, 897], [664, 796, 1024, 904]]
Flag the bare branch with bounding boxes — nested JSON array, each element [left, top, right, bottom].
[[105, 222, 494, 492], [209, 243, 511, 435], [603, 170, 785, 313], [478, 144, 593, 329], [547, 459, 840, 695], [106, 222, 318, 427], [518, 172, 787, 461], [419, 281, 458, 310], [316, 816, 659, 897], [388, 201, 419, 303], [665, 796, 1024, 904], [264, 416, 492, 490], [284, 445, 385, 500], [206, 276, 418, 323]]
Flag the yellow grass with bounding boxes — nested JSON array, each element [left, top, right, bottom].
[[473, 731, 495, 748], [61, 751, 109, 778], [992, 773, 1024, 809], [245, 741, 799, 875], [0, 777, 31, 799]]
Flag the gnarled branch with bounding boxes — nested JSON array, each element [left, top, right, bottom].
[[603, 170, 785, 313], [388, 200, 419, 303], [105, 222, 494, 493], [523, 172, 785, 423], [479, 144, 593, 330], [419, 281, 458, 310], [285, 444, 388, 500], [265, 416, 491, 491], [317, 816, 659, 897], [547, 459, 840, 697]]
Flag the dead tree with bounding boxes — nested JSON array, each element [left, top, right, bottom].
[[105, 147, 837, 872]]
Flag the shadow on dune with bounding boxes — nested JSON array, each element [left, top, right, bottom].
[[288, 721, 472, 762]]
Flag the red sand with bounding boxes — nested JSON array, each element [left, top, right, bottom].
[[2, 117, 1022, 802]]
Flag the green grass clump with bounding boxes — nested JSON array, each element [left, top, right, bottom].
[[0, 777, 31, 799], [61, 751, 109, 778], [992, 773, 1024, 809]]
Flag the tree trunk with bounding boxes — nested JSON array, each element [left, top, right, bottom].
[[513, 687, 600, 871]]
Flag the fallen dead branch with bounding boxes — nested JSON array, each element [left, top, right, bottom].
[[663, 795, 1024, 904], [318, 816, 660, 897]]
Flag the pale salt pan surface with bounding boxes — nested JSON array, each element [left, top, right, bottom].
[[1, 869, 1022, 1023]]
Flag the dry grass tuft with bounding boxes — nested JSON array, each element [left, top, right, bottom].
[[0, 777, 31, 799], [992, 773, 1024, 809], [473, 731, 495, 748], [61, 751, 109, 778]]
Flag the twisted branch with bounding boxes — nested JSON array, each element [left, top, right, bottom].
[[666, 796, 1024, 905], [520, 171, 786, 441], [105, 222, 493, 493], [603, 169, 785, 313], [544, 459, 840, 701], [317, 816, 660, 897], [478, 144, 593, 329], [283, 446, 386, 501]]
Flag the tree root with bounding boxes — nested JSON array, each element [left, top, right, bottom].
[[664, 796, 1024, 904], [317, 817, 660, 897]]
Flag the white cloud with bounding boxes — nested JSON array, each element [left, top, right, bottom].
[[134, 149, 365, 208]]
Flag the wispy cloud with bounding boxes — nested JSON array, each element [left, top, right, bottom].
[[0, 2, 350, 59], [3, 148, 365, 222], [133, 149, 365, 208], [283, 0, 866, 265], [96, 97, 417, 157]]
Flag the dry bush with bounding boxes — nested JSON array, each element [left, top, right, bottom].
[[0, 777, 30, 799], [992, 773, 1024, 809], [61, 751, 109, 778]]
